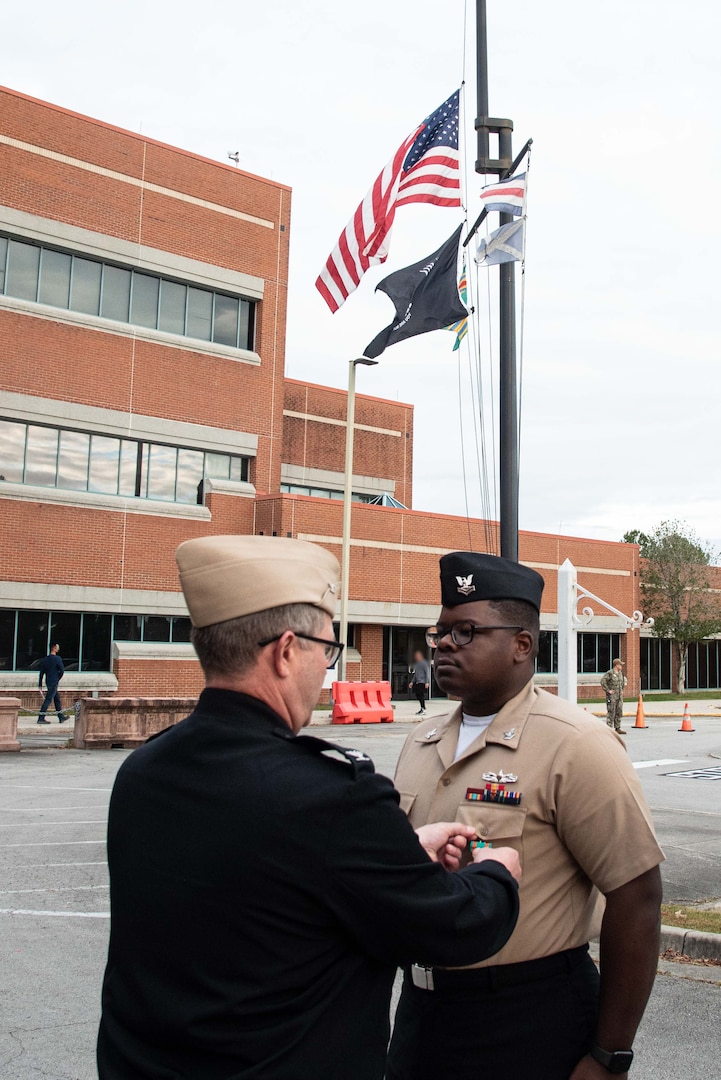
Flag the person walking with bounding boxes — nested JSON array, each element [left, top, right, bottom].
[[601, 658, 628, 734], [97, 535, 521, 1080], [389, 552, 664, 1080], [409, 650, 430, 715], [37, 643, 69, 724]]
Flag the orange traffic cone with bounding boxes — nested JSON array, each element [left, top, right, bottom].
[[679, 703, 695, 732], [634, 694, 647, 729]]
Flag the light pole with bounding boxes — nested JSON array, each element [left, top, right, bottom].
[[337, 357, 378, 682]]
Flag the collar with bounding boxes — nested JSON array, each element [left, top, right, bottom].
[[415, 679, 536, 768], [194, 687, 293, 737]]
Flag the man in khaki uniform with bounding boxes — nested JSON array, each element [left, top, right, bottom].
[[601, 658, 628, 734], [388, 552, 664, 1080]]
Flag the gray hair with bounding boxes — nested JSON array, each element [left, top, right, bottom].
[[190, 603, 327, 679]]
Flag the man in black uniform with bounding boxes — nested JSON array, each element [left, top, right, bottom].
[[97, 535, 521, 1080]]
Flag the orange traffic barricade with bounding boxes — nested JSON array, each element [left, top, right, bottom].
[[331, 681, 394, 724]]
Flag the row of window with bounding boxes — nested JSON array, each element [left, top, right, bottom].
[[280, 483, 374, 504], [0, 610, 193, 673], [534, 631, 622, 675], [0, 418, 249, 504], [0, 234, 256, 351]]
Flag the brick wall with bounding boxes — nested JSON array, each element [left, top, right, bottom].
[[282, 380, 414, 507]]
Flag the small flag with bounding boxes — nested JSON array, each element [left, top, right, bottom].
[[447, 263, 468, 350], [479, 172, 526, 216], [364, 226, 467, 360], [315, 91, 461, 313], [476, 218, 525, 267]]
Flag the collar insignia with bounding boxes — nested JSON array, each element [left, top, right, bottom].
[[456, 574, 475, 596], [482, 770, 518, 784], [424, 728, 438, 740], [503, 728, 516, 740]]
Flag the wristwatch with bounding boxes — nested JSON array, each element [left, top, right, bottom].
[[590, 1044, 634, 1074]]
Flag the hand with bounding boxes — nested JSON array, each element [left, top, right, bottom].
[[38, 688, 44, 696], [424, 683, 429, 689], [472, 845, 522, 883], [569, 1054, 626, 1080], [416, 822, 476, 871]]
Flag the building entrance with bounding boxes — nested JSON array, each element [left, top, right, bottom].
[[383, 626, 444, 700]]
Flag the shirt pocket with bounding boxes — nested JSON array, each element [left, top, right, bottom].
[[397, 791, 417, 816], [455, 803, 527, 860]]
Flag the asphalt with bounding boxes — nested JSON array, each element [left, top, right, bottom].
[[1, 722, 720, 1080]]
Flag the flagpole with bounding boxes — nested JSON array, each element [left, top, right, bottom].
[[475, 0, 518, 562], [337, 357, 378, 683]]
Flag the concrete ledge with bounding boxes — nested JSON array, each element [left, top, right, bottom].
[[0, 697, 21, 752], [112, 642, 196, 662], [74, 697, 196, 749], [660, 924, 721, 961]]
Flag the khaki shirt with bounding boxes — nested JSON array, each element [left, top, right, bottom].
[[394, 680, 664, 967]]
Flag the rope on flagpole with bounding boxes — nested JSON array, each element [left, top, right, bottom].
[[517, 145, 532, 486], [457, 349, 474, 551]]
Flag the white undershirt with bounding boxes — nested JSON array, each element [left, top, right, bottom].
[[453, 712, 496, 762]]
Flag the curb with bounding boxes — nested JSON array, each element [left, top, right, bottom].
[[660, 924, 721, 961]]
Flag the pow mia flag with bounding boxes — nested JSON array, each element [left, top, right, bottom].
[[364, 225, 468, 359]]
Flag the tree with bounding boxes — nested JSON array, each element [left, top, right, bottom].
[[624, 521, 721, 692]]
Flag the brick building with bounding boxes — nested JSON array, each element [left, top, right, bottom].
[[0, 85, 681, 710]]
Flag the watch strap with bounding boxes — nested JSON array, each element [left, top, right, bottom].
[[590, 1044, 634, 1073]]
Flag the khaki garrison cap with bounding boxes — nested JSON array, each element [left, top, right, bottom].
[[175, 535, 340, 628]]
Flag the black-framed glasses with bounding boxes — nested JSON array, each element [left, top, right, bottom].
[[426, 622, 523, 648], [257, 632, 345, 669]]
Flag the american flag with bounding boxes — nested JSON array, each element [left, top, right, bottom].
[[315, 90, 461, 313], [479, 172, 526, 216]]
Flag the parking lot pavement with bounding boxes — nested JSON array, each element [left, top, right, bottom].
[[1, 713, 720, 1079]]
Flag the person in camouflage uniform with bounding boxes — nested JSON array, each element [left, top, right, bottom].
[[601, 658, 627, 734]]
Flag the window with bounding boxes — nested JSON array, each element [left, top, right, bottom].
[[0, 233, 256, 351], [101, 265, 131, 322], [534, 632, 621, 674], [71, 257, 101, 315], [0, 417, 249, 505], [39, 249, 71, 308], [280, 483, 373, 503], [5, 239, 40, 301], [686, 640, 721, 690], [0, 609, 195, 672]]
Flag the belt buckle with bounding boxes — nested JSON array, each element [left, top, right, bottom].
[[410, 964, 435, 991]]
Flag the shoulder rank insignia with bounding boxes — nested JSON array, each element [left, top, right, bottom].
[[344, 748, 371, 763]]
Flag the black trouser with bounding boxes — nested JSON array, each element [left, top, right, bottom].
[[412, 684, 427, 710], [386, 946, 599, 1080]]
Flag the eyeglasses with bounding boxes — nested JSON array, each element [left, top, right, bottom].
[[426, 622, 523, 648], [257, 632, 345, 669]]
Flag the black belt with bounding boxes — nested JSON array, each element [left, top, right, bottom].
[[407, 944, 590, 992]]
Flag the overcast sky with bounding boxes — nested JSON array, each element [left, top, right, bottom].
[[3, 1, 720, 551]]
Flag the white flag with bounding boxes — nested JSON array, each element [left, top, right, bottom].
[[475, 218, 525, 267]]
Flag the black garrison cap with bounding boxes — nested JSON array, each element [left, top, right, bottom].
[[440, 552, 544, 612]]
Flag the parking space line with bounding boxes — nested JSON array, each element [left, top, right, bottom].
[[1, 806, 109, 812], [0, 885, 108, 895], [0, 840, 106, 848], [0, 908, 109, 918], [0, 785, 112, 792], [650, 805, 721, 818], [0, 820, 106, 827], [632, 758, 687, 770], [10, 861, 107, 868]]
